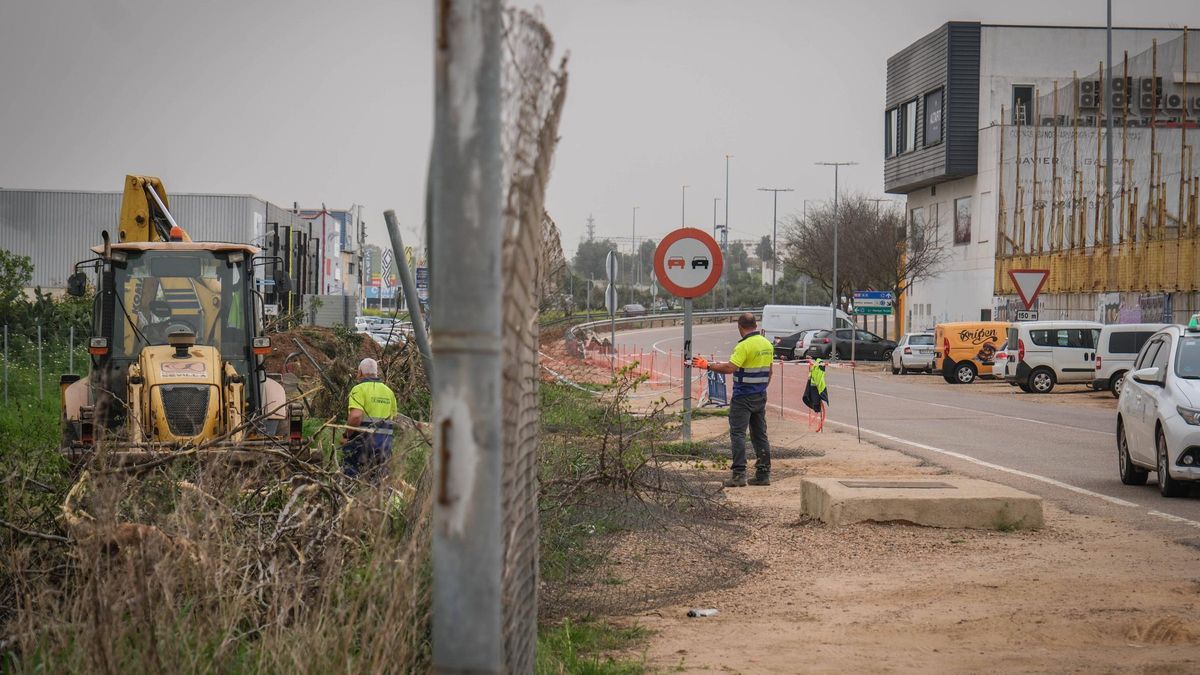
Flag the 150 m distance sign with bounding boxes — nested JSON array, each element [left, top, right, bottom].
[[652, 228, 724, 298]]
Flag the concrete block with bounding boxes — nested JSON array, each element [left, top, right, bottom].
[[800, 477, 1044, 530]]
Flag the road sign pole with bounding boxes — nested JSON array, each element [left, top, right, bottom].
[[682, 297, 693, 441]]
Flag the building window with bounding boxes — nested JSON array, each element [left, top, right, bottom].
[[1012, 85, 1034, 124], [954, 196, 972, 245], [903, 99, 918, 152], [923, 89, 943, 147], [884, 108, 898, 157], [910, 207, 926, 251]]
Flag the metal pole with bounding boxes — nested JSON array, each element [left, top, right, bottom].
[[724, 155, 731, 309], [681, 185, 688, 228], [69, 325, 74, 375], [384, 209, 433, 383], [815, 161, 857, 359], [37, 323, 43, 400], [430, 0, 504, 671], [610, 305, 616, 378], [758, 188, 794, 305], [1105, 0, 1115, 244], [3, 325, 7, 405], [633, 206, 639, 286], [682, 298, 693, 441], [587, 274, 592, 311]]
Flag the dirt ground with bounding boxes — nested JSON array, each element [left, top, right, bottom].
[[612, 415, 1200, 673]]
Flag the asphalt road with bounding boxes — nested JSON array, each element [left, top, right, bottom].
[[615, 322, 1200, 540]]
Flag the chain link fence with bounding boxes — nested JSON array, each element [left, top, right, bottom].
[[499, 7, 568, 672]]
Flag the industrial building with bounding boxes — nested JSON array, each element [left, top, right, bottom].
[[0, 188, 362, 325], [886, 22, 1199, 331]]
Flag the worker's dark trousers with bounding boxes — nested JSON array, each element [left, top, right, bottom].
[[342, 426, 394, 479], [729, 392, 770, 476]]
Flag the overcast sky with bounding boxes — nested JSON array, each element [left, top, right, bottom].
[[1, 0, 1196, 256]]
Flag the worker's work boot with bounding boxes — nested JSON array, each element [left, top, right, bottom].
[[748, 472, 771, 486], [722, 472, 747, 488]]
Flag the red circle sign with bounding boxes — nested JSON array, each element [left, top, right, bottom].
[[653, 228, 724, 298]]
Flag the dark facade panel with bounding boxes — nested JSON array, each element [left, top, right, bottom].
[[946, 22, 981, 176], [884, 21, 981, 194]]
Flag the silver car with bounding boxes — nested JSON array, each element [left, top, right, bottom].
[[891, 333, 935, 374]]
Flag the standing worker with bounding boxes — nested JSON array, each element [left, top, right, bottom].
[[690, 312, 773, 487], [342, 357, 398, 479]]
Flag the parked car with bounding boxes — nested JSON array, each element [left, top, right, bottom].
[[805, 328, 896, 361], [891, 333, 935, 374], [934, 321, 1009, 384], [1004, 321, 1102, 393], [761, 304, 851, 342], [621, 303, 647, 317], [1092, 323, 1168, 398], [1116, 323, 1200, 497], [993, 341, 1010, 378], [773, 330, 811, 360]]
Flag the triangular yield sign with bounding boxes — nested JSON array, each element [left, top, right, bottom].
[[1008, 269, 1049, 310]]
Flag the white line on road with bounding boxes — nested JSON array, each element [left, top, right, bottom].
[[1147, 510, 1200, 529], [768, 400, 1141, 508], [818, 381, 1113, 437]]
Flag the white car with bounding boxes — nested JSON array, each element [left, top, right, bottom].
[[1092, 323, 1168, 398], [1116, 323, 1200, 497], [891, 333, 935, 374], [993, 341, 1009, 378], [1005, 320, 1102, 393]]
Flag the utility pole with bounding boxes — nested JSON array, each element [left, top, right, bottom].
[[713, 197, 722, 310], [867, 197, 893, 214], [815, 161, 857, 359], [680, 185, 688, 228], [431, 0, 504, 670], [586, 214, 595, 241], [757, 187, 794, 305], [632, 206, 640, 286], [723, 154, 732, 309]]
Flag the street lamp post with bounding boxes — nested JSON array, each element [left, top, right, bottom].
[[681, 185, 688, 228], [757, 187, 794, 305], [724, 154, 732, 309], [712, 197, 722, 309], [815, 161, 857, 358], [632, 206, 639, 286]]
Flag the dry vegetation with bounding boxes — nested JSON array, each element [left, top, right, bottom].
[[1, 333, 434, 673]]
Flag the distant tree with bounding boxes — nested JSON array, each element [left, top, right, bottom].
[[727, 242, 749, 272], [755, 235, 773, 264], [781, 193, 947, 338], [572, 238, 618, 279]]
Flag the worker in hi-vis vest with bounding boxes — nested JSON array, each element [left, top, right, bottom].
[[690, 312, 774, 487], [342, 357, 398, 479]]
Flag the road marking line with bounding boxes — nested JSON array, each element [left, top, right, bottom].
[[767, 400, 1139, 508], [1147, 510, 1200, 529], [819, 382, 1113, 437]]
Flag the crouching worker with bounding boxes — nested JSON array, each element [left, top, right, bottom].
[[342, 358, 398, 479]]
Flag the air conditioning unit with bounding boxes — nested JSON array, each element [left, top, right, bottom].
[[1140, 93, 1157, 110], [1111, 76, 1129, 93], [1111, 93, 1126, 109], [1166, 93, 1184, 110], [1080, 80, 1097, 94], [1079, 93, 1097, 108], [1140, 77, 1161, 94]]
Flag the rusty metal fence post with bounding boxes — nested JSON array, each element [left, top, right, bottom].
[[431, 0, 505, 671]]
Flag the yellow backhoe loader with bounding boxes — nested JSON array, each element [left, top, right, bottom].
[[59, 175, 303, 463]]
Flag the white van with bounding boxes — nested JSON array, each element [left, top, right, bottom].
[[760, 305, 852, 342], [1092, 323, 1169, 398], [1005, 321, 1102, 393]]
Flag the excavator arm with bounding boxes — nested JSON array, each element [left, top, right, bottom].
[[117, 174, 191, 243]]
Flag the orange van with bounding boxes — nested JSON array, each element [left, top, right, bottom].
[[933, 321, 1010, 384]]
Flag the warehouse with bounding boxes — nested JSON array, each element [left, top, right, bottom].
[[0, 188, 362, 323], [885, 22, 1198, 330]]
